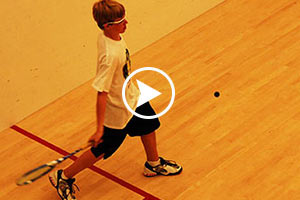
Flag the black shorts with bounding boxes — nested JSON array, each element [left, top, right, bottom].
[[91, 102, 160, 159]]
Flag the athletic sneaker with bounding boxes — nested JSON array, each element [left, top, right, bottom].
[[144, 157, 183, 177], [49, 170, 79, 200]]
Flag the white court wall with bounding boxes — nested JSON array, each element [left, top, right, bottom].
[[0, 0, 224, 131]]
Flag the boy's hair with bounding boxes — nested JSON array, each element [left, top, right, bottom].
[[92, 0, 125, 30]]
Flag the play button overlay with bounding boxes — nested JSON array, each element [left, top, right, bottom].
[[122, 67, 175, 119], [136, 80, 162, 107]]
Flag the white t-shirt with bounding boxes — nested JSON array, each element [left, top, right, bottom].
[[92, 32, 140, 129]]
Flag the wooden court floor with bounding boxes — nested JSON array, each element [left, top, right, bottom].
[[2, 0, 300, 199]]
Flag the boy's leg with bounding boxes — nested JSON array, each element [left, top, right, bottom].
[[141, 131, 183, 177], [128, 102, 182, 176], [49, 150, 104, 200], [140, 131, 159, 162], [49, 126, 127, 199], [64, 149, 104, 178]]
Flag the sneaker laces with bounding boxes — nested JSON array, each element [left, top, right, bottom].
[[160, 157, 179, 167], [152, 162, 178, 175], [59, 178, 80, 198], [68, 179, 80, 195]]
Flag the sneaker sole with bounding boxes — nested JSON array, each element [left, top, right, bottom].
[[143, 166, 183, 177], [143, 172, 158, 177]]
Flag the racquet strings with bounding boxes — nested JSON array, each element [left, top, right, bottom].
[[16, 165, 54, 186]]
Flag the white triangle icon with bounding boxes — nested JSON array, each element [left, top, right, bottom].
[[136, 80, 161, 107]]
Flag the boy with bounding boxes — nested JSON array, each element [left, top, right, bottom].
[[49, 0, 182, 199]]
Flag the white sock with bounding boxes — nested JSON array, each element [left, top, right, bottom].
[[147, 158, 160, 167]]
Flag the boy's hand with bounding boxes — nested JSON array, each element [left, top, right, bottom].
[[88, 129, 104, 148]]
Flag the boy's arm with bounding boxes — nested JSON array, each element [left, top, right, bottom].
[[89, 91, 108, 147]]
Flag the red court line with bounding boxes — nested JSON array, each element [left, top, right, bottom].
[[11, 125, 160, 200]]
